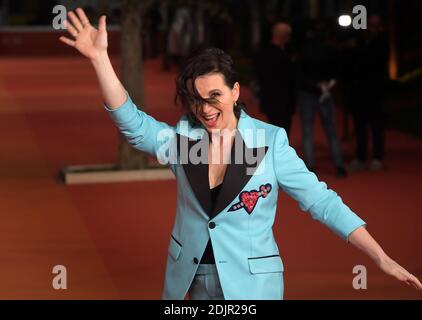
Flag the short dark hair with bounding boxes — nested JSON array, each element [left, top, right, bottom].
[[175, 47, 244, 125]]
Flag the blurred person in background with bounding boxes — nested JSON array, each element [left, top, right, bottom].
[[296, 20, 347, 178], [255, 22, 296, 137], [348, 15, 389, 172], [335, 31, 361, 143], [165, 4, 193, 70]]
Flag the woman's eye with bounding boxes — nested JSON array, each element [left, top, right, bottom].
[[211, 93, 220, 98]]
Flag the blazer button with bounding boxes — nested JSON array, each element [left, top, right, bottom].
[[193, 257, 199, 264], [208, 221, 216, 229]]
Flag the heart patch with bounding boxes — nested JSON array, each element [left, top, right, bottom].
[[228, 183, 272, 214]]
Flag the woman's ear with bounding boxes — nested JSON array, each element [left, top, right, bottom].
[[232, 82, 240, 102]]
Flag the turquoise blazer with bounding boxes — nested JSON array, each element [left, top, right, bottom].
[[105, 94, 366, 300]]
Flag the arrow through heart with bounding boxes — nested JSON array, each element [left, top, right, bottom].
[[228, 183, 272, 214]]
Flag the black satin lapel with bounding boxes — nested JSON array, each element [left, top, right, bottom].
[[211, 132, 268, 219], [177, 134, 211, 215]]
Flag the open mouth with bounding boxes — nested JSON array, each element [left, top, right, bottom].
[[201, 112, 220, 127]]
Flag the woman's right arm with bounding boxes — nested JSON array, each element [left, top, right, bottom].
[[59, 8, 126, 108], [59, 8, 177, 167]]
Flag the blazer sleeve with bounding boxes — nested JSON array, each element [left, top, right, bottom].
[[273, 128, 366, 241], [104, 93, 177, 169]]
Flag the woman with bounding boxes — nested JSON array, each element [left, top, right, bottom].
[[59, 8, 422, 300]]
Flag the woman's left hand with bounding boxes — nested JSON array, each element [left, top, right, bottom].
[[349, 227, 422, 291], [378, 256, 422, 290]]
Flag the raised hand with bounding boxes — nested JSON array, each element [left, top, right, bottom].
[[59, 8, 107, 61]]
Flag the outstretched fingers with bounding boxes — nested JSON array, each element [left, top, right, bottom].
[[63, 20, 78, 38], [98, 15, 106, 32], [76, 8, 91, 27], [399, 269, 422, 290], [408, 274, 422, 290], [59, 36, 75, 47], [67, 11, 83, 31]]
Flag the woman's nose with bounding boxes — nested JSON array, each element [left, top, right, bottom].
[[201, 103, 212, 114]]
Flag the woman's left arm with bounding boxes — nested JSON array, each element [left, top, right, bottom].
[[348, 226, 422, 290], [273, 128, 422, 291]]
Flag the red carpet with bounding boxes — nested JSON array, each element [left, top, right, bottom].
[[0, 57, 421, 299]]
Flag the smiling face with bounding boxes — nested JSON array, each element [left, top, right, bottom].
[[192, 72, 240, 132]]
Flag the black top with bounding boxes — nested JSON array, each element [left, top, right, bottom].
[[296, 39, 338, 95], [255, 43, 296, 113], [199, 183, 223, 264]]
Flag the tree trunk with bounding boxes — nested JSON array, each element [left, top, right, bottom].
[[118, 0, 148, 170]]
